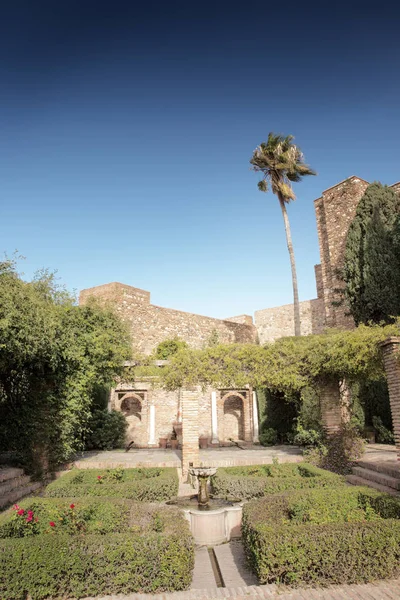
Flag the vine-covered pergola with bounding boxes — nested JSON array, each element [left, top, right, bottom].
[[156, 323, 400, 474]]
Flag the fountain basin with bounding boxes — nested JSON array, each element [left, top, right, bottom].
[[182, 502, 243, 545]]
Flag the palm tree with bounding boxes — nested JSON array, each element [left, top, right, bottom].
[[250, 133, 316, 336]]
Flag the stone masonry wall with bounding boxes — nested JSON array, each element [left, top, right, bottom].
[[110, 380, 214, 447], [255, 299, 325, 344], [379, 338, 400, 459], [314, 177, 400, 329], [80, 282, 257, 354], [314, 176, 370, 329]]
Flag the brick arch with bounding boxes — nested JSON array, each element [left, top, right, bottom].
[[118, 393, 143, 443], [220, 392, 246, 442]]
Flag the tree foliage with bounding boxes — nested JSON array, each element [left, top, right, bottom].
[[343, 182, 400, 325], [0, 259, 131, 474], [159, 324, 399, 393], [154, 338, 188, 360]]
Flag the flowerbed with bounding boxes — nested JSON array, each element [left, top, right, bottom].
[[45, 467, 178, 500], [0, 498, 194, 599], [242, 486, 400, 585], [211, 462, 345, 499]]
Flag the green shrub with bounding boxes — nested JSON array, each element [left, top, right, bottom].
[[259, 428, 278, 446], [0, 530, 194, 599], [292, 423, 322, 447], [211, 463, 345, 499], [321, 425, 365, 474], [0, 497, 131, 538], [45, 467, 178, 501], [372, 416, 395, 444], [242, 488, 400, 585], [85, 409, 127, 450], [0, 499, 194, 598]]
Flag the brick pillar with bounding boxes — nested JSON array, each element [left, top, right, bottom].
[[379, 337, 400, 460], [181, 388, 200, 478], [320, 380, 342, 435], [243, 391, 252, 442], [320, 379, 352, 435]]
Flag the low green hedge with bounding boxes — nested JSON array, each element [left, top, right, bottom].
[[0, 500, 194, 599], [242, 487, 400, 585], [0, 531, 194, 599], [0, 497, 186, 539], [45, 467, 178, 500], [211, 463, 345, 499]]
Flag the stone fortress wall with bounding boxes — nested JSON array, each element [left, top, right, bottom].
[[80, 282, 258, 355], [79, 175, 400, 447]]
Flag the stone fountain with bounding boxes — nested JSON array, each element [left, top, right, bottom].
[[168, 466, 244, 545]]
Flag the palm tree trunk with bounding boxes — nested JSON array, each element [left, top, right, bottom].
[[278, 194, 301, 336]]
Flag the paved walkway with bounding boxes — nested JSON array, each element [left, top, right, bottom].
[[71, 445, 303, 470], [84, 578, 400, 599]]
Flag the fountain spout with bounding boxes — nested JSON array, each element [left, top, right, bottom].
[[189, 467, 217, 507]]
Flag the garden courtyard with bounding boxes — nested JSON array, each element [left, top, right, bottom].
[[1, 453, 400, 599]]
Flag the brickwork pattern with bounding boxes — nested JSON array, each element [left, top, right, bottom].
[[320, 381, 342, 435], [314, 177, 400, 330], [380, 338, 400, 459], [181, 389, 200, 476], [80, 283, 257, 355]]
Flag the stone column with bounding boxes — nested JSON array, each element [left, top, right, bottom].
[[243, 392, 252, 442], [320, 380, 342, 435], [379, 337, 400, 459], [148, 404, 156, 446], [181, 389, 200, 478], [252, 391, 260, 443], [211, 391, 219, 445]]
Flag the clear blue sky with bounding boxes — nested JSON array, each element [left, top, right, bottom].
[[1, 1, 399, 318]]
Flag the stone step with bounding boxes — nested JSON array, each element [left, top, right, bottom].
[[356, 459, 400, 480], [0, 467, 24, 483], [0, 474, 31, 495], [0, 481, 42, 509], [346, 474, 400, 496], [352, 466, 400, 490]]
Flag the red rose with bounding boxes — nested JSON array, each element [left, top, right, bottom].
[[28, 510, 33, 516], [17, 509, 25, 516], [26, 516, 33, 523], [13, 504, 20, 511], [97, 476, 102, 480], [49, 522, 55, 527], [70, 504, 75, 509]]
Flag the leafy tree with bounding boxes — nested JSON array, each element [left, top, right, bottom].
[[154, 337, 188, 360], [343, 182, 400, 324], [0, 259, 131, 474], [250, 133, 316, 336]]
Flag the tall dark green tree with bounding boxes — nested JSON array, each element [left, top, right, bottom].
[[343, 182, 400, 325], [250, 133, 316, 336]]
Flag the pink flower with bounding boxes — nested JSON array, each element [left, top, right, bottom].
[[49, 521, 55, 527], [97, 476, 102, 480], [27, 510, 33, 516], [26, 516, 33, 523], [13, 504, 20, 511], [17, 509, 25, 516], [70, 504, 75, 509]]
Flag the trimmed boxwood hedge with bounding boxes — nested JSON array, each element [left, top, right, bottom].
[[45, 467, 178, 501], [211, 463, 345, 499], [0, 531, 194, 599], [0, 500, 194, 599], [242, 487, 400, 585], [0, 497, 185, 538]]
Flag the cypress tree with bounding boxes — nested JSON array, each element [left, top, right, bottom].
[[343, 182, 400, 325]]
